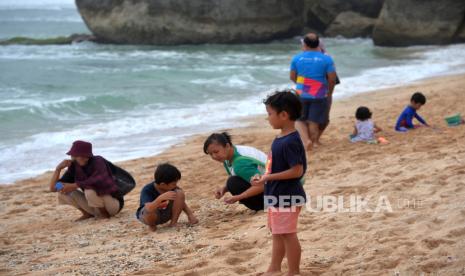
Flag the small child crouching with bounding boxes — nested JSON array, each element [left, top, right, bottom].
[[136, 163, 198, 231]]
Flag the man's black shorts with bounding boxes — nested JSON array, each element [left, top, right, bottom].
[[299, 98, 329, 124]]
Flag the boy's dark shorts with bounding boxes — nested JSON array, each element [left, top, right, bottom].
[[138, 201, 173, 226], [299, 98, 329, 124]]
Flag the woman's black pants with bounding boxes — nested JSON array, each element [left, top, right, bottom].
[[226, 176, 264, 211]]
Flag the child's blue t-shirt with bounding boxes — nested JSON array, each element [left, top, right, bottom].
[[136, 182, 160, 219], [290, 51, 335, 99], [264, 131, 307, 208], [395, 105, 427, 131]]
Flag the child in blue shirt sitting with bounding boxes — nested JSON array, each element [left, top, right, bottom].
[[395, 92, 429, 132]]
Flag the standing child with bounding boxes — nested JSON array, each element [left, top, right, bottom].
[[350, 106, 382, 143], [395, 92, 429, 132], [252, 91, 307, 276], [136, 163, 198, 231]]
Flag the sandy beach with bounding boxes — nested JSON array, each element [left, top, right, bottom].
[[1, 73, 465, 275]]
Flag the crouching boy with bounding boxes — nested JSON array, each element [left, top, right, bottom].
[[136, 163, 198, 231]]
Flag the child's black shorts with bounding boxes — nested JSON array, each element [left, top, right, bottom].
[[139, 201, 173, 225]]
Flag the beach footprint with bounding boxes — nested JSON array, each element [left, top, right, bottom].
[[7, 208, 28, 215], [421, 237, 453, 249]]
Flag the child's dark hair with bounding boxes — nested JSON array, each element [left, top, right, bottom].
[[411, 92, 426, 105], [203, 132, 232, 154], [154, 163, 181, 184], [263, 90, 302, 121], [355, 106, 372, 121]]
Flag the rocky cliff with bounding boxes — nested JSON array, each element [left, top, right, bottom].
[[304, 0, 384, 36], [75, 0, 465, 46], [75, 0, 304, 45], [372, 0, 465, 46]]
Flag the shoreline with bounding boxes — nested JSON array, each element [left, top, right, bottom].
[[1, 73, 464, 275], [2, 40, 465, 184], [5, 71, 464, 186]]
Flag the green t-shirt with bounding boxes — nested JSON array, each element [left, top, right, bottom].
[[223, 145, 267, 183]]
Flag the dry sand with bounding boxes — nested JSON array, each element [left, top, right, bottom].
[[1, 74, 465, 275]]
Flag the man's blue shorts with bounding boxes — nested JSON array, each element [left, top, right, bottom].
[[299, 98, 329, 124]]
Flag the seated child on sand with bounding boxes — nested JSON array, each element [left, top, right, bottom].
[[350, 106, 382, 143], [395, 92, 429, 132], [136, 163, 198, 231]]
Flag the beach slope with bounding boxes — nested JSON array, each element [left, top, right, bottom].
[[1, 74, 464, 275]]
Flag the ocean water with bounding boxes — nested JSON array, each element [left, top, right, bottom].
[[1, 0, 465, 184]]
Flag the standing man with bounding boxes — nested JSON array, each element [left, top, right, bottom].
[[316, 38, 340, 141], [290, 33, 337, 150]]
